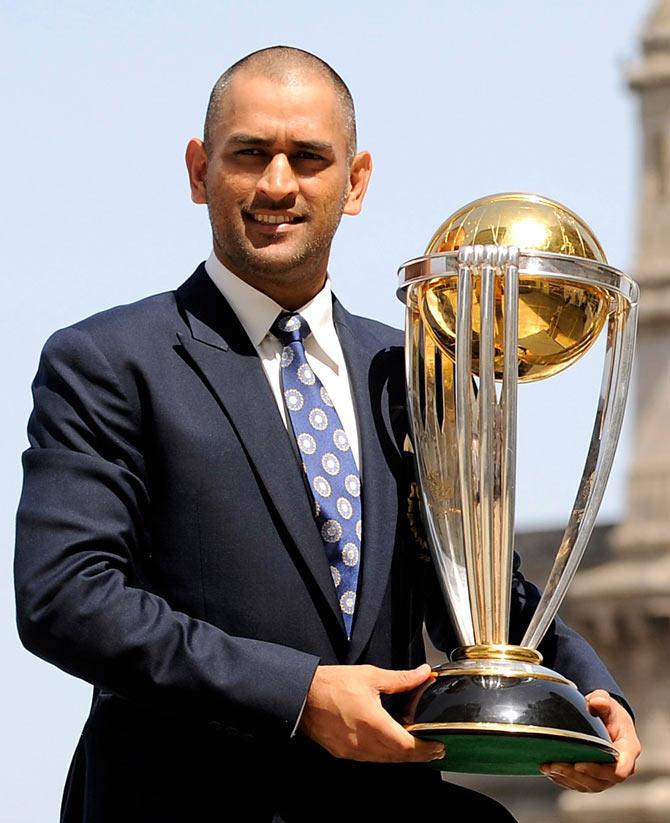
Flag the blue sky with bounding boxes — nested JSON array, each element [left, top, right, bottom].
[[1, 1, 650, 818]]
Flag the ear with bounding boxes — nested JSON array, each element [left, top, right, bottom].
[[342, 151, 373, 216], [185, 138, 208, 204]]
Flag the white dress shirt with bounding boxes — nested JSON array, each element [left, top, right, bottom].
[[205, 251, 361, 470]]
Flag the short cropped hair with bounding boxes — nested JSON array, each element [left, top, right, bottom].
[[203, 46, 357, 160]]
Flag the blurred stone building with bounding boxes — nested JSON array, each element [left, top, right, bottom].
[[445, 2, 670, 819]]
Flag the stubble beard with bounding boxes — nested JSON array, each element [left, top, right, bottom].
[[213, 222, 331, 284], [208, 191, 347, 287]]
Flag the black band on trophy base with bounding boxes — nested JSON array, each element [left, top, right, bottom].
[[403, 665, 618, 775]]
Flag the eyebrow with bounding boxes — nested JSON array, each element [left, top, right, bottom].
[[226, 133, 335, 154]]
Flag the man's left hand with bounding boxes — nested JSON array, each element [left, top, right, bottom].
[[540, 689, 641, 792]]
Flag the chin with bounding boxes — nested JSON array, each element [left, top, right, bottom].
[[246, 248, 315, 275]]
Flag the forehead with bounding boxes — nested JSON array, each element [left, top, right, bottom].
[[213, 71, 348, 148]]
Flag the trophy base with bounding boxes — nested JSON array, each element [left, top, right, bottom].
[[404, 658, 618, 775]]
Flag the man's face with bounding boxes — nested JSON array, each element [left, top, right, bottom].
[[190, 70, 369, 291]]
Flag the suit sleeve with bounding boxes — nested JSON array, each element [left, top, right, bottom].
[[14, 325, 320, 739]]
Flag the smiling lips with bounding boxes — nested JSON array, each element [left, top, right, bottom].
[[246, 211, 303, 225]]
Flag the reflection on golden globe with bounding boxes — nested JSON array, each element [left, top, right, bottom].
[[419, 193, 610, 382]]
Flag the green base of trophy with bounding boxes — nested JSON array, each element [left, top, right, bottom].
[[417, 732, 615, 776], [405, 660, 618, 776]]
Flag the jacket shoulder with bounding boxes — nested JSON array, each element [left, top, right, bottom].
[[65, 288, 179, 341], [38, 283, 188, 374]]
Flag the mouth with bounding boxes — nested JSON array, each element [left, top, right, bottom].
[[243, 210, 305, 230]]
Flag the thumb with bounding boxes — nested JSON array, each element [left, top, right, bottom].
[[375, 664, 433, 695], [587, 691, 614, 722]]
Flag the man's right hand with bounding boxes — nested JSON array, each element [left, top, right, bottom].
[[297, 663, 445, 763]]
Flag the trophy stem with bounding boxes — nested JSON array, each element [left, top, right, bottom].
[[479, 255, 496, 642], [457, 245, 521, 646], [456, 248, 484, 643], [498, 247, 519, 643]]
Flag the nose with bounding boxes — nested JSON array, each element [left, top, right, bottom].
[[256, 153, 299, 201]]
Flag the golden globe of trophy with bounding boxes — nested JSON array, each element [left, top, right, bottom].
[[398, 192, 639, 775]]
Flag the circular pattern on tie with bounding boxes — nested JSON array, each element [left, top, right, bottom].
[[320, 387, 334, 407], [297, 364, 316, 386], [272, 308, 361, 636], [333, 429, 350, 452], [337, 497, 353, 520], [285, 388, 304, 412], [280, 346, 294, 368], [309, 408, 328, 431], [340, 591, 356, 615], [342, 542, 359, 567], [321, 519, 343, 543], [297, 433, 317, 455], [355, 520, 362, 541], [279, 315, 301, 333], [313, 476, 332, 498], [321, 453, 340, 476], [345, 475, 360, 497]]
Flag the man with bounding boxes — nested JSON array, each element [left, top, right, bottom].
[[14, 47, 639, 822]]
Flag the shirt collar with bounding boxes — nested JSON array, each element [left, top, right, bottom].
[[204, 251, 341, 372]]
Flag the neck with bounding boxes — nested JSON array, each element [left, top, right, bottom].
[[264, 276, 327, 310], [213, 248, 328, 310]]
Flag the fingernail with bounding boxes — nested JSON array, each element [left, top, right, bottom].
[[431, 749, 445, 761]]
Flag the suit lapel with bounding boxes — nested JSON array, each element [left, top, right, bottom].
[[333, 301, 401, 663], [175, 266, 345, 632]]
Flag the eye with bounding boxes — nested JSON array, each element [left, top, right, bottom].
[[295, 151, 323, 161], [236, 148, 264, 156]]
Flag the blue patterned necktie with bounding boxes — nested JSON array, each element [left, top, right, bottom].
[[271, 312, 362, 638]]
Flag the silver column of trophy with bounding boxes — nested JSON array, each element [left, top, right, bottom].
[[398, 193, 639, 775]]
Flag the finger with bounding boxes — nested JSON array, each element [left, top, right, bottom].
[[574, 761, 632, 784], [543, 773, 602, 793], [586, 694, 625, 746], [369, 707, 444, 763], [354, 734, 444, 764], [573, 762, 618, 780], [586, 689, 611, 702], [540, 765, 613, 793], [575, 743, 639, 783], [586, 692, 614, 722], [406, 737, 446, 763], [374, 664, 434, 695]]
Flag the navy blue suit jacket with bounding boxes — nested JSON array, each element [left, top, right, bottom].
[[14, 264, 623, 821]]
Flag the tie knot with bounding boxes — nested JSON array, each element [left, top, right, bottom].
[[271, 312, 311, 344]]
